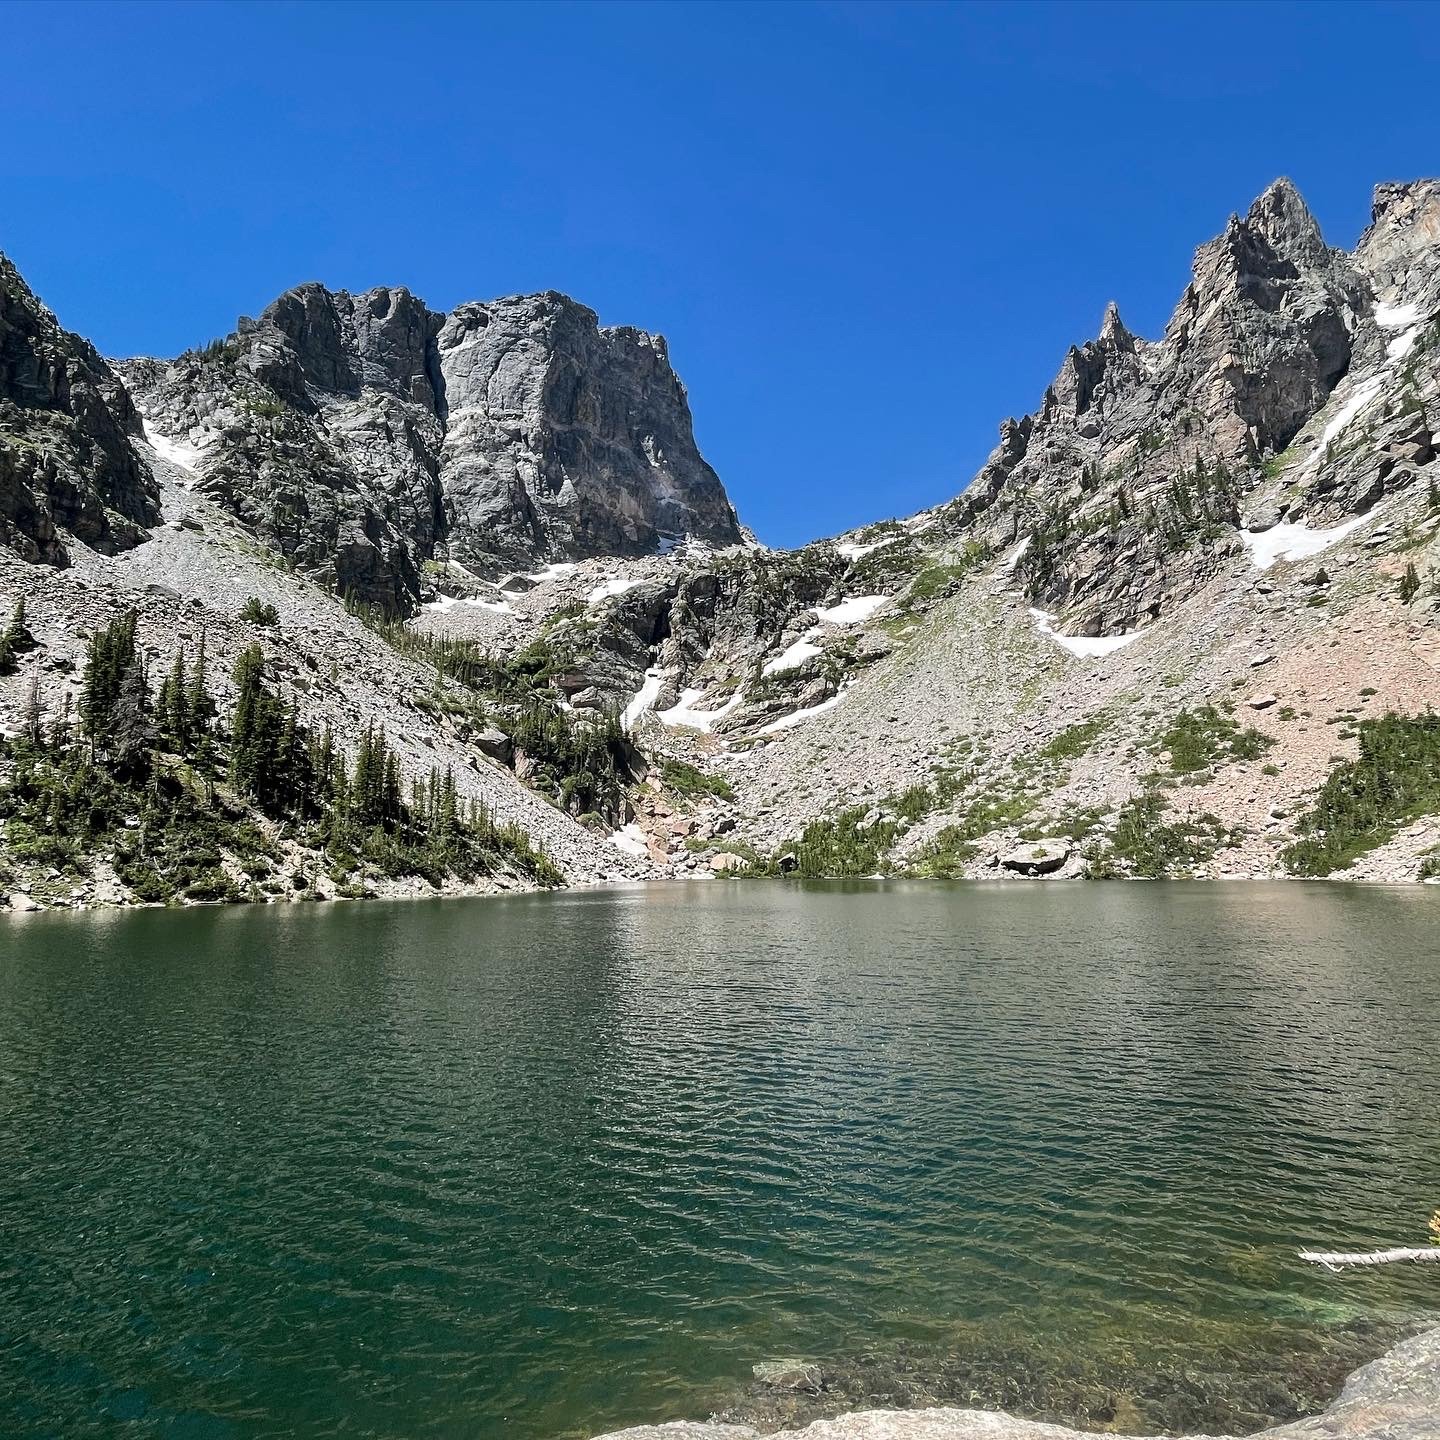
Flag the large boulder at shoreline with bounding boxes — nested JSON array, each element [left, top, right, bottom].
[[999, 841, 1071, 876], [588, 1327, 1440, 1439]]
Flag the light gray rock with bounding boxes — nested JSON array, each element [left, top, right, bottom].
[[590, 1328, 1440, 1440], [1000, 840, 1071, 876], [1, 253, 160, 564]]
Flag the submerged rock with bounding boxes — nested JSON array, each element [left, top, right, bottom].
[[591, 1327, 1439, 1439]]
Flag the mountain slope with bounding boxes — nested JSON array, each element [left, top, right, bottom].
[[116, 282, 741, 611], [3, 176, 1439, 908], [465, 179, 1440, 883]]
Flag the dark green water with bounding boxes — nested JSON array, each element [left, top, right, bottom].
[[1, 881, 1437, 1439]]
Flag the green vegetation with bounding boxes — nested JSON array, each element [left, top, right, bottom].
[[903, 825, 978, 878], [902, 542, 990, 608], [1399, 562, 1421, 605], [1038, 715, 1110, 762], [0, 614, 560, 905], [347, 600, 635, 825], [0, 597, 36, 676], [1283, 713, 1440, 876], [659, 756, 735, 802], [239, 596, 280, 627], [1160, 705, 1273, 775], [1086, 791, 1234, 878]]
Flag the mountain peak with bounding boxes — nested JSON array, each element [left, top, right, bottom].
[[1243, 176, 1329, 264], [1098, 301, 1133, 347]]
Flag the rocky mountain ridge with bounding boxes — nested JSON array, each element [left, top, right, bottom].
[[3, 175, 1440, 908], [114, 279, 742, 610]]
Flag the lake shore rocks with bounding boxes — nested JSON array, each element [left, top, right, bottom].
[[589, 1327, 1440, 1440]]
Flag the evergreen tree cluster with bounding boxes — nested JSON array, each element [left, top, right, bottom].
[[0, 614, 560, 906], [347, 598, 636, 824], [1283, 712, 1440, 876]]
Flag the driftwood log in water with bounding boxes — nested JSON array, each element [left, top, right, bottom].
[[1301, 1245, 1440, 1269]]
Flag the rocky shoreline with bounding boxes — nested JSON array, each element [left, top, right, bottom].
[[591, 1327, 1440, 1440]]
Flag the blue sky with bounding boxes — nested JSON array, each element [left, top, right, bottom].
[[2, 1, 1436, 546]]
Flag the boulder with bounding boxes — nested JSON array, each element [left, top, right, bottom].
[[1000, 840, 1071, 876], [709, 852, 746, 873], [474, 727, 513, 766], [1247, 693, 1278, 709], [6, 892, 40, 912], [752, 1359, 822, 1392]]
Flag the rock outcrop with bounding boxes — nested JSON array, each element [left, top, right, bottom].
[[0, 254, 160, 564], [589, 1327, 1440, 1440], [117, 281, 741, 610]]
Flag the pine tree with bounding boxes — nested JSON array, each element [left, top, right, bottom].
[[1400, 562, 1421, 605], [109, 659, 153, 780], [188, 630, 216, 737], [80, 611, 139, 754], [4, 596, 36, 654], [22, 673, 44, 748], [158, 648, 189, 751]]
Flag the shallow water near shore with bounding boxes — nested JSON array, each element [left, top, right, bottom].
[[1, 880, 1437, 1438]]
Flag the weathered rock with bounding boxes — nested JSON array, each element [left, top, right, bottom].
[[116, 280, 742, 609], [752, 1359, 822, 1391], [474, 727, 514, 766], [0, 253, 160, 564], [1000, 841, 1071, 876], [590, 1327, 1440, 1439]]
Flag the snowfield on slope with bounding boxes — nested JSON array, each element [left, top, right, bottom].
[[1238, 513, 1374, 571], [1028, 609, 1139, 658], [815, 595, 888, 625], [658, 687, 743, 731]]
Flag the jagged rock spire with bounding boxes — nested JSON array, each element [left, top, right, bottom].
[[1242, 176, 1330, 266], [1098, 301, 1135, 349]]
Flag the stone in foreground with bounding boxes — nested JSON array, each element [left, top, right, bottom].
[[590, 1327, 1440, 1439]]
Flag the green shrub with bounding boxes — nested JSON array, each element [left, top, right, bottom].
[[1283, 713, 1440, 875], [239, 597, 280, 627], [660, 756, 735, 802], [1161, 706, 1273, 774]]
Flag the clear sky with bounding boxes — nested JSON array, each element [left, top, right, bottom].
[[3, 1, 1436, 547]]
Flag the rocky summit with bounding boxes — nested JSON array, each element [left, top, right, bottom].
[[3, 175, 1440, 911], [114, 280, 741, 610]]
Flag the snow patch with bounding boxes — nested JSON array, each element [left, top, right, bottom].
[[1387, 328, 1420, 363], [836, 536, 898, 560], [609, 823, 650, 858], [137, 418, 205, 481], [525, 562, 579, 583], [587, 576, 645, 605], [622, 668, 668, 729], [1028, 609, 1138, 658], [1375, 301, 1420, 329], [1004, 534, 1032, 572], [814, 594, 888, 626], [759, 686, 848, 735], [1318, 376, 1383, 450], [423, 594, 516, 616], [762, 636, 823, 675], [657, 687, 742, 732], [1238, 513, 1372, 571]]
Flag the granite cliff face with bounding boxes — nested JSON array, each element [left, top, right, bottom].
[[3, 176, 1440, 900], [0, 255, 160, 565], [430, 178, 1440, 886], [117, 282, 741, 610]]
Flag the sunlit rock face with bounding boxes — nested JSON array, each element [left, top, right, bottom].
[[116, 281, 741, 610]]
